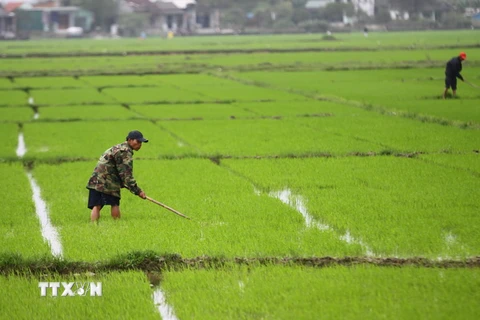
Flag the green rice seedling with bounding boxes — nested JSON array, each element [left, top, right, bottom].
[[160, 117, 382, 157], [22, 120, 197, 159], [147, 74, 245, 87], [0, 55, 190, 75], [130, 103, 256, 120], [223, 157, 480, 258], [2, 46, 478, 77], [0, 123, 20, 158], [0, 78, 12, 88], [81, 75, 159, 87], [0, 31, 479, 55], [378, 99, 480, 125], [203, 48, 480, 69], [38, 105, 139, 121], [161, 264, 480, 319], [0, 163, 52, 258], [233, 68, 480, 124], [13, 77, 85, 88], [0, 271, 160, 319], [197, 83, 304, 101], [0, 107, 34, 122], [296, 112, 480, 153], [234, 68, 449, 88], [30, 88, 116, 105], [419, 153, 480, 174], [232, 100, 356, 118], [1, 90, 28, 106], [32, 159, 362, 261], [103, 87, 206, 104], [146, 73, 306, 101], [160, 111, 480, 156], [147, 73, 304, 101]]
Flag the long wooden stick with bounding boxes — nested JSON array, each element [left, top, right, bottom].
[[146, 196, 191, 220], [465, 80, 480, 89]]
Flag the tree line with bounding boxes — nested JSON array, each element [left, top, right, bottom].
[[60, 0, 479, 33]]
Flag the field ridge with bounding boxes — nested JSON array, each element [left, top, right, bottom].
[[1, 43, 479, 58], [2, 252, 480, 276]]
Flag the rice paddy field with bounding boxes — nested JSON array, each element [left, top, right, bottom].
[[1, 30, 480, 319]]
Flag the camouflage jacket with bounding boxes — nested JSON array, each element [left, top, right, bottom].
[[86, 142, 142, 198]]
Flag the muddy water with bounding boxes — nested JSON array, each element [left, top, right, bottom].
[[26, 172, 63, 258], [16, 132, 27, 157], [269, 188, 376, 257], [153, 287, 178, 320]]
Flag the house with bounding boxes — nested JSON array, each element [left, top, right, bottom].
[[305, 0, 376, 16], [0, 0, 93, 37], [0, 5, 16, 38], [122, 0, 195, 34], [121, 0, 219, 35], [194, 1, 220, 32], [15, 6, 93, 35], [305, 0, 332, 10], [389, 10, 409, 21], [472, 12, 480, 27]]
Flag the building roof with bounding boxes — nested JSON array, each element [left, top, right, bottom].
[[155, 0, 195, 9], [4, 1, 23, 13], [125, 0, 195, 10], [19, 5, 83, 12], [305, 0, 331, 10]]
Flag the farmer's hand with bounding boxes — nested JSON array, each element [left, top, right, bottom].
[[139, 191, 147, 199]]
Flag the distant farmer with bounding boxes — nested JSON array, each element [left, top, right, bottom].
[[443, 52, 467, 99], [363, 26, 368, 37], [86, 130, 148, 222]]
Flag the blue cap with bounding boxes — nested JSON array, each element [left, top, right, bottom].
[[126, 130, 148, 143]]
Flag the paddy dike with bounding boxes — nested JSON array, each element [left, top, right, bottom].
[[1, 43, 480, 59], [1, 252, 480, 276]]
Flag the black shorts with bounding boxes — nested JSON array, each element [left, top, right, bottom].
[[445, 77, 457, 90], [87, 189, 120, 209]]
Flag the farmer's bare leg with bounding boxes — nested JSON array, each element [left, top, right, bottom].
[[452, 89, 456, 98], [111, 205, 121, 219], [443, 88, 449, 99], [91, 205, 102, 222]]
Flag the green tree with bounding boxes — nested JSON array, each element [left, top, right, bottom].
[[274, 1, 294, 21], [117, 13, 149, 37], [375, 7, 392, 23], [439, 11, 472, 28], [292, 7, 311, 24], [63, 0, 120, 31], [388, 0, 441, 15], [221, 7, 247, 30], [321, 2, 355, 22]]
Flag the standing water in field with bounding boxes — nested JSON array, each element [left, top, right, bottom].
[[17, 133, 62, 257], [269, 188, 375, 257], [16, 132, 27, 157], [153, 287, 178, 320], [270, 189, 330, 230], [26, 172, 63, 258]]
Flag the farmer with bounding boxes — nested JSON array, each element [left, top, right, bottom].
[[86, 130, 148, 222], [443, 52, 467, 99]]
